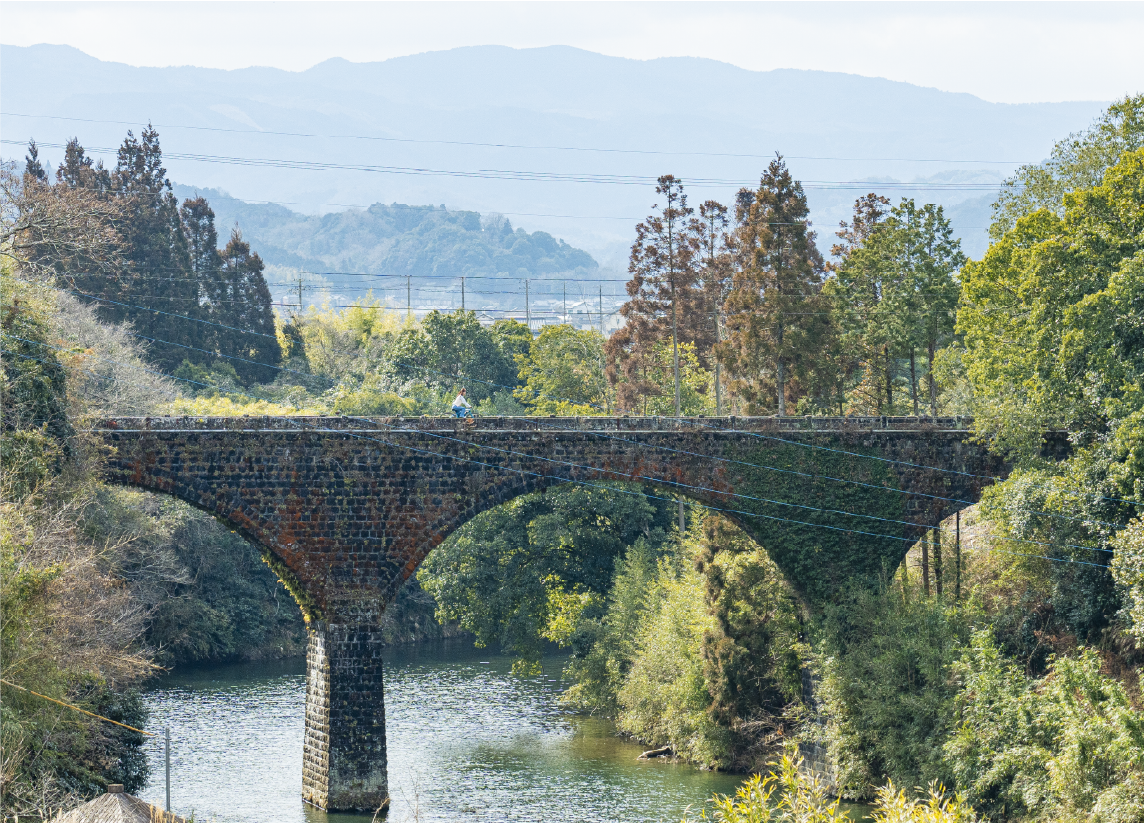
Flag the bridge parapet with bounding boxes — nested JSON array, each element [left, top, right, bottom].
[[93, 414, 976, 434]]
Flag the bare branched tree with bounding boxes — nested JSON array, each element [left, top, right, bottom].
[[0, 161, 125, 283]]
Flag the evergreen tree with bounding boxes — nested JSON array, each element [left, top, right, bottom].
[[180, 196, 221, 280], [691, 200, 734, 413], [56, 137, 110, 192], [720, 156, 828, 415], [23, 140, 47, 183], [111, 126, 199, 369], [826, 194, 900, 414], [894, 201, 964, 415], [217, 228, 281, 383], [607, 175, 706, 414], [828, 197, 962, 415]]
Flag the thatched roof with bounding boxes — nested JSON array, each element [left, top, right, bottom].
[[52, 790, 186, 823]]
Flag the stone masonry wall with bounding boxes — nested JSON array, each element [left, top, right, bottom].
[[94, 415, 1014, 617], [302, 621, 388, 812], [91, 414, 1034, 812]]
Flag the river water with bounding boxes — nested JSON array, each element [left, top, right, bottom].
[[135, 641, 743, 822]]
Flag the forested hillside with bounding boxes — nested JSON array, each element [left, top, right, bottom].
[[2, 97, 1141, 821], [171, 185, 598, 278]]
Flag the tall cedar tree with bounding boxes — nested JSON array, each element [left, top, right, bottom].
[[825, 194, 892, 414], [217, 228, 281, 383], [39, 131, 280, 379], [109, 127, 201, 367], [23, 140, 47, 183], [180, 199, 281, 381], [607, 175, 707, 414], [720, 156, 828, 414], [691, 200, 734, 413]]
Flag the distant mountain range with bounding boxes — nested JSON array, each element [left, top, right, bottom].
[[1, 43, 1109, 268]]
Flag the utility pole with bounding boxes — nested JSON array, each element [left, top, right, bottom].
[[525, 279, 531, 332], [406, 275, 412, 321], [933, 527, 943, 598], [165, 726, 171, 813], [461, 277, 466, 311], [599, 285, 604, 336], [563, 282, 567, 324], [296, 271, 305, 315]]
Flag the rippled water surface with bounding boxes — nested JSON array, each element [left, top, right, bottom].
[[137, 642, 743, 822]]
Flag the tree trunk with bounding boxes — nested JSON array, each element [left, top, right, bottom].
[[910, 351, 919, 416], [955, 510, 961, 602], [777, 322, 786, 415], [672, 286, 681, 416], [928, 338, 938, 416], [777, 357, 786, 415], [884, 346, 893, 414], [714, 306, 722, 416]]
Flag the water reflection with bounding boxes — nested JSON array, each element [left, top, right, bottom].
[[137, 641, 742, 822]]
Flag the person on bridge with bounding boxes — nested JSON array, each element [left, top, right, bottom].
[[452, 388, 475, 419]]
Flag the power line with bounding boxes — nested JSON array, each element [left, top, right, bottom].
[[0, 344, 1108, 571], [2, 111, 1030, 164], [1, 139, 1012, 192], [24, 275, 1141, 508], [4, 318, 1125, 544]]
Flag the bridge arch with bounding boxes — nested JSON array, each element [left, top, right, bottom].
[[94, 414, 1018, 812]]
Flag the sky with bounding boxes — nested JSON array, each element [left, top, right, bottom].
[[2, 1, 1142, 104]]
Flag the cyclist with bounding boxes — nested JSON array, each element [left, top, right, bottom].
[[451, 388, 475, 419]]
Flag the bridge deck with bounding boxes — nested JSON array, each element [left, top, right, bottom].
[[91, 414, 975, 434]]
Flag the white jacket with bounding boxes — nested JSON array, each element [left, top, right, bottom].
[[452, 394, 471, 408]]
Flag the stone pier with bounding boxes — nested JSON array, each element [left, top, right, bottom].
[[302, 622, 388, 812]]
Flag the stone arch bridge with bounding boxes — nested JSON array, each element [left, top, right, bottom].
[[93, 414, 1028, 812]]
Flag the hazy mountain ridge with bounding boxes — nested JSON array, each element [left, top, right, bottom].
[[2, 43, 1108, 265]]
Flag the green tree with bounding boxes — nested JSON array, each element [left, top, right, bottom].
[[721, 156, 829, 415], [815, 586, 972, 797], [418, 483, 672, 670], [109, 126, 201, 369], [216, 229, 281, 383], [391, 309, 515, 402], [698, 517, 803, 764], [515, 324, 611, 414], [991, 93, 1143, 239], [944, 629, 1143, 822], [692, 199, 735, 412], [897, 201, 964, 416], [959, 147, 1143, 645], [23, 139, 47, 183]]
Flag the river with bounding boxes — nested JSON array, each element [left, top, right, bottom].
[[135, 640, 744, 822]]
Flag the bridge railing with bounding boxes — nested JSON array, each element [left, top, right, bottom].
[[90, 415, 975, 433]]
